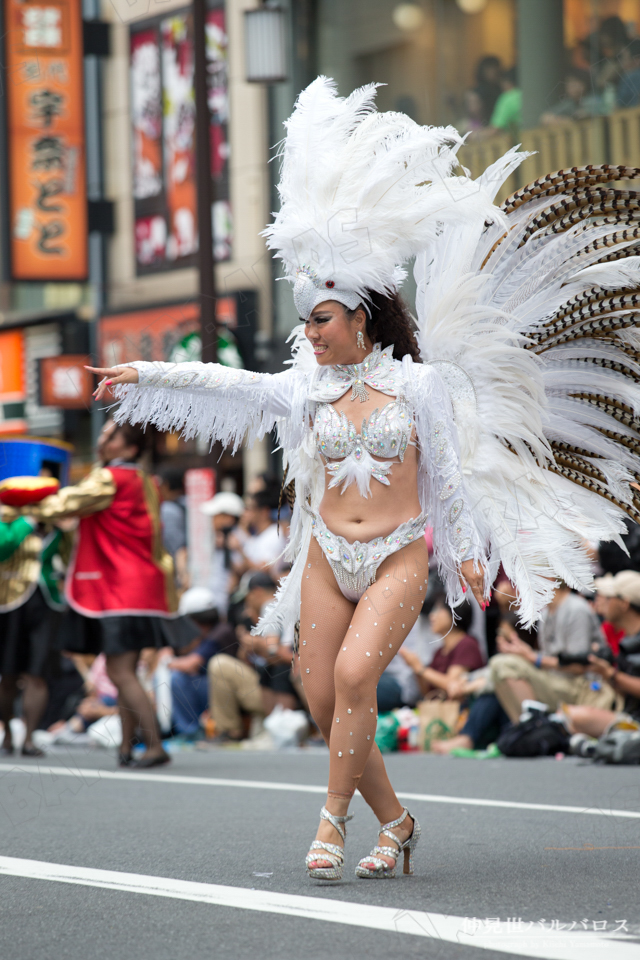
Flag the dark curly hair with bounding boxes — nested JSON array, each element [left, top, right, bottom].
[[346, 290, 421, 363]]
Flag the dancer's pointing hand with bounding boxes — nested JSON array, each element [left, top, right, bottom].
[[86, 365, 139, 401], [459, 558, 487, 609]]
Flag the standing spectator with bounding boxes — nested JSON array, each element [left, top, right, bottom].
[[618, 39, 640, 107], [592, 16, 630, 111], [168, 587, 236, 738], [7, 418, 198, 768], [489, 582, 618, 721], [475, 55, 503, 124], [456, 88, 486, 137], [0, 517, 64, 756], [158, 467, 187, 559], [541, 67, 606, 124], [200, 491, 245, 615], [488, 67, 521, 134], [237, 487, 286, 577]]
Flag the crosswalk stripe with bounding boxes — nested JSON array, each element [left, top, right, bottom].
[[0, 763, 638, 820], [0, 855, 636, 960]]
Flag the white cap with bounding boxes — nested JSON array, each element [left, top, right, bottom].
[[178, 587, 218, 617], [200, 491, 245, 517], [594, 570, 640, 606]]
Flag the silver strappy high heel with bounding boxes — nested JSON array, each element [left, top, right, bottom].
[[306, 806, 354, 881], [355, 807, 421, 879]]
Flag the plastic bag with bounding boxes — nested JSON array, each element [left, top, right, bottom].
[[375, 713, 399, 753], [263, 704, 309, 749]]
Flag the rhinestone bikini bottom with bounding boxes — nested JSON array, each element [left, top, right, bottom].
[[308, 510, 428, 602]]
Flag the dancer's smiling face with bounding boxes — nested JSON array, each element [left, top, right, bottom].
[[304, 300, 371, 366]]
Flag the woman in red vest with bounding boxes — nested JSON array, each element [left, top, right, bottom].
[[7, 418, 195, 768]]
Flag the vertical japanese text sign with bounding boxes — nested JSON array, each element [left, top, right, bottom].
[[5, 0, 88, 279]]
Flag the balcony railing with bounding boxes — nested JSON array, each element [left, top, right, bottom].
[[459, 105, 640, 205]]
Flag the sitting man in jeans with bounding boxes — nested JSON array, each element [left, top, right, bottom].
[[168, 588, 236, 737], [489, 582, 620, 722]]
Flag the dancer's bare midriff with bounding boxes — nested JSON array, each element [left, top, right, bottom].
[[317, 386, 422, 543]]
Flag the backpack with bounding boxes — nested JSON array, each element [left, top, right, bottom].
[[593, 729, 640, 765], [496, 715, 570, 757]]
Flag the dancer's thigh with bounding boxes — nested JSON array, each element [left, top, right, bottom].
[[338, 537, 430, 689], [299, 537, 355, 729]]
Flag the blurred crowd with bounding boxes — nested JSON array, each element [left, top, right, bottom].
[[457, 16, 640, 140], [1, 419, 639, 766]]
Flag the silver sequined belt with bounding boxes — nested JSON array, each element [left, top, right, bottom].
[[307, 509, 428, 598]]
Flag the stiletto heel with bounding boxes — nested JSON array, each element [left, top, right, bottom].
[[355, 808, 421, 879], [306, 806, 353, 881]]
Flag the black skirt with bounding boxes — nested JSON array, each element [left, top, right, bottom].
[[0, 587, 60, 678], [58, 608, 199, 657]]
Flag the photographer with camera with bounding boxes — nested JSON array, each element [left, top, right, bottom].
[[489, 582, 620, 722], [563, 571, 640, 738], [201, 492, 246, 615]]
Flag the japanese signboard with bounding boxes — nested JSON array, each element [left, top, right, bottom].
[[0, 330, 27, 433], [4, 0, 88, 279], [100, 293, 257, 374], [39, 355, 93, 408], [130, 4, 231, 275]]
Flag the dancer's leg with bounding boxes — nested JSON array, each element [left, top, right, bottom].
[[106, 651, 164, 757], [299, 535, 429, 867], [0, 675, 18, 750], [22, 675, 48, 750]]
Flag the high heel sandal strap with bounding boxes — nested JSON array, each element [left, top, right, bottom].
[[379, 807, 409, 832], [320, 805, 353, 843]]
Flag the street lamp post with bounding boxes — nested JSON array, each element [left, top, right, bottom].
[[193, 0, 217, 367]]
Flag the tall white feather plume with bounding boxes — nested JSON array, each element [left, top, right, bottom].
[[263, 76, 504, 305], [412, 151, 640, 625]]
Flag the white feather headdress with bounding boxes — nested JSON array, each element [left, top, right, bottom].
[[263, 76, 505, 319]]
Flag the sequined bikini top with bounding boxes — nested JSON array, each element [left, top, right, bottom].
[[313, 398, 414, 495]]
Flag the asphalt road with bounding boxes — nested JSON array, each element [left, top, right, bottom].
[[0, 746, 638, 960]]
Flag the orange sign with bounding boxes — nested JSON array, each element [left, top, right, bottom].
[[40, 354, 93, 408], [100, 303, 201, 367], [0, 330, 26, 401], [5, 0, 88, 279], [0, 330, 27, 434]]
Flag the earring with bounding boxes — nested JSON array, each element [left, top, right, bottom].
[[356, 331, 366, 350]]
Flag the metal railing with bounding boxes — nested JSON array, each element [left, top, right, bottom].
[[458, 105, 640, 204]]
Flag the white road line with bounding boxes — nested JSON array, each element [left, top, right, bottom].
[[0, 855, 636, 960], [0, 763, 638, 820]]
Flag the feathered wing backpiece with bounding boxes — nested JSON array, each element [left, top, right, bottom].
[[263, 76, 504, 317], [416, 152, 640, 624]]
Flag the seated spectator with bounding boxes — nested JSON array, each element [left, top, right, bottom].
[[541, 68, 606, 125], [399, 598, 484, 698], [168, 587, 235, 738], [378, 604, 440, 711], [207, 572, 277, 742], [431, 611, 532, 754], [48, 653, 119, 741], [564, 571, 640, 737], [490, 581, 620, 721], [201, 491, 246, 615], [618, 39, 640, 107], [594, 590, 624, 656], [488, 67, 521, 133]]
